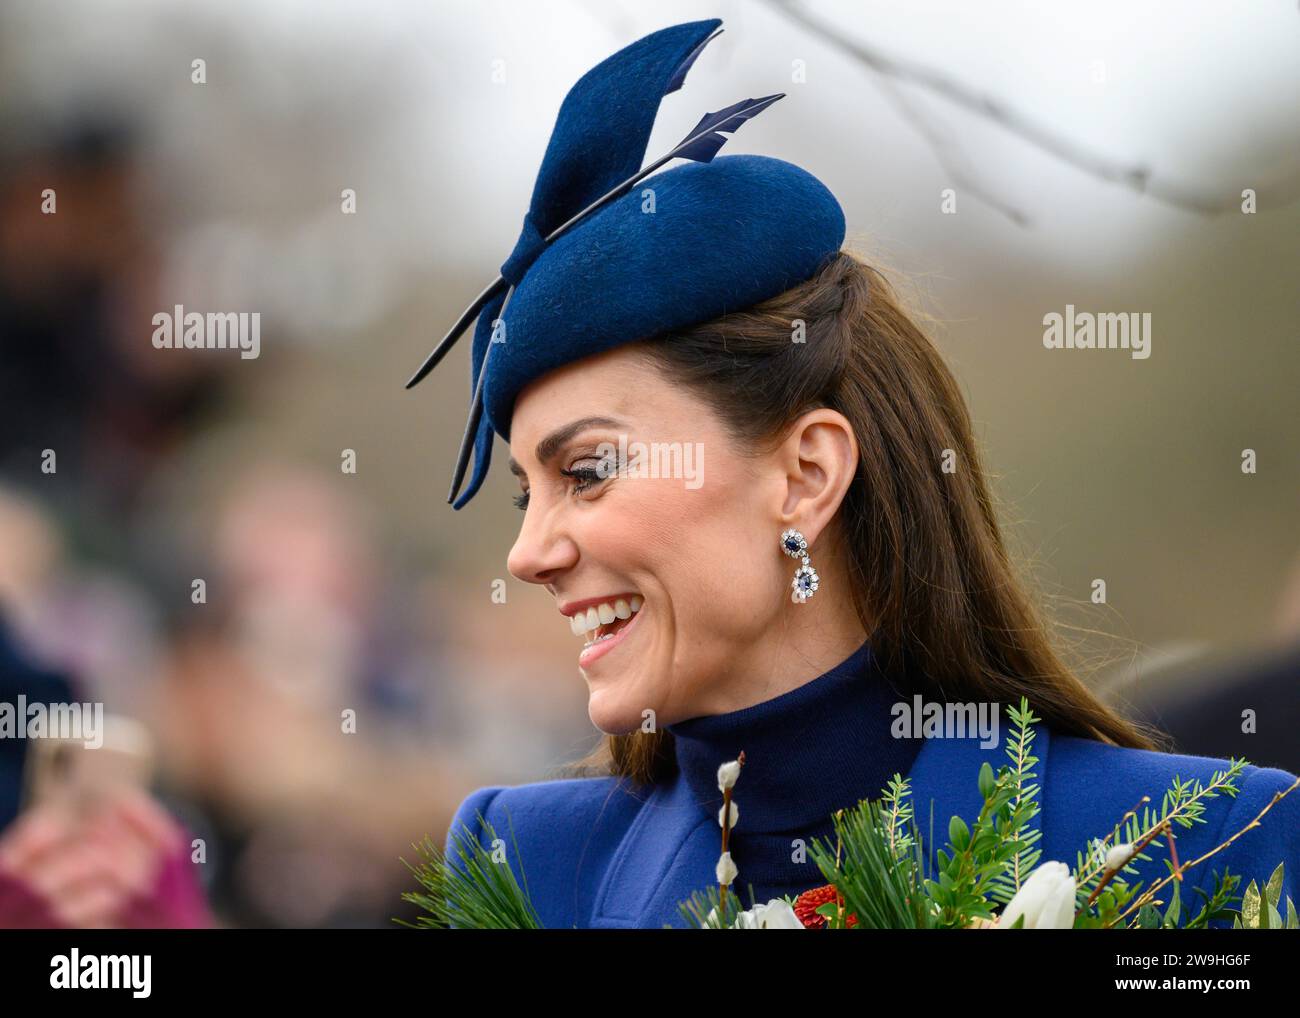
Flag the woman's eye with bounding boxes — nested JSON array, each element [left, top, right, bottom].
[[561, 459, 613, 495], [513, 458, 612, 509]]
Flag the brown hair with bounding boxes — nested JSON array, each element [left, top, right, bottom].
[[562, 249, 1164, 786]]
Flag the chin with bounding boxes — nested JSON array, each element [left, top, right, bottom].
[[586, 687, 649, 737]]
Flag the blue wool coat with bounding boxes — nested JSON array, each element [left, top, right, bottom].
[[444, 640, 1299, 928]]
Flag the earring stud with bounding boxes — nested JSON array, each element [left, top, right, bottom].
[[780, 528, 819, 604]]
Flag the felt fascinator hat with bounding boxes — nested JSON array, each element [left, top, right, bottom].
[[407, 17, 846, 508]]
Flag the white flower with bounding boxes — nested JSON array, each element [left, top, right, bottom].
[[996, 861, 1077, 929], [707, 899, 804, 929], [715, 851, 738, 886], [717, 760, 741, 792], [735, 899, 803, 929], [1105, 843, 1134, 871], [718, 801, 738, 830]]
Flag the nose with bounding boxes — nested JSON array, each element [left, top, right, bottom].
[[507, 503, 579, 586]]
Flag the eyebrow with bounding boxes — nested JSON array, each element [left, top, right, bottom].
[[508, 416, 625, 478]]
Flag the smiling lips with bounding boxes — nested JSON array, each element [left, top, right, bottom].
[[565, 595, 644, 647]]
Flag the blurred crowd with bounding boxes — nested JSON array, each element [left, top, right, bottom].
[[0, 118, 594, 927]]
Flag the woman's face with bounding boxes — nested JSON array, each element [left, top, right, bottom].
[[505, 343, 859, 734]]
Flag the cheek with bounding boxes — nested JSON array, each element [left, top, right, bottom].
[[607, 473, 778, 637]]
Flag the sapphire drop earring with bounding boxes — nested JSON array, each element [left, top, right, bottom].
[[780, 528, 820, 604]]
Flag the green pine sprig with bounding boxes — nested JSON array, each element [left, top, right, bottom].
[[1070, 759, 1246, 924], [806, 792, 939, 928], [881, 772, 916, 857], [985, 698, 1043, 906], [395, 810, 543, 929], [675, 882, 760, 929], [922, 758, 1039, 926]]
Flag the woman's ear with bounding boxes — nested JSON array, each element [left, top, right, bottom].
[[775, 408, 859, 545]]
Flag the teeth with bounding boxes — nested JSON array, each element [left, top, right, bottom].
[[564, 596, 644, 643]]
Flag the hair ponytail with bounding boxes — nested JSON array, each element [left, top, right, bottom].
[[565, 250, 1164, 787]]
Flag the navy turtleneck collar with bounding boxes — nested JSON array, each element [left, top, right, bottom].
[[664, 637, 921, 835]]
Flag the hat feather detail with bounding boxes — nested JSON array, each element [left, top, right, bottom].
[[405, 19, 722, 390]]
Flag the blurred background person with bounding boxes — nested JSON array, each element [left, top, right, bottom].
[[0, 611, 212, 928]]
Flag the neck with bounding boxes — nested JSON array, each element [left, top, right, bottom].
[[686, 605, 870, 720]]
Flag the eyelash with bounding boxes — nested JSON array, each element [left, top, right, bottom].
[[512, 461, 610, 511]]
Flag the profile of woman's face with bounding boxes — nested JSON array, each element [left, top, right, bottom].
[[506, 343, 804, 735]]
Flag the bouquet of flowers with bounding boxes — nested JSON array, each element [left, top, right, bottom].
[[399, 699, 1297, 930]]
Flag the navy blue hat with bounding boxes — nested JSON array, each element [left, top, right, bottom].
[[407, 18, 846, 508]]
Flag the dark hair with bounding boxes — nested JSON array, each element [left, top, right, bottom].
[[562, 249, 1164, 786]]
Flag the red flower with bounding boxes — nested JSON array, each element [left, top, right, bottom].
[[793, 884, 859, 929]]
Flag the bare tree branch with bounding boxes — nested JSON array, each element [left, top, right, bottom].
[[868, 64, 1032, 225], [766, 0, 1287, 218]]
